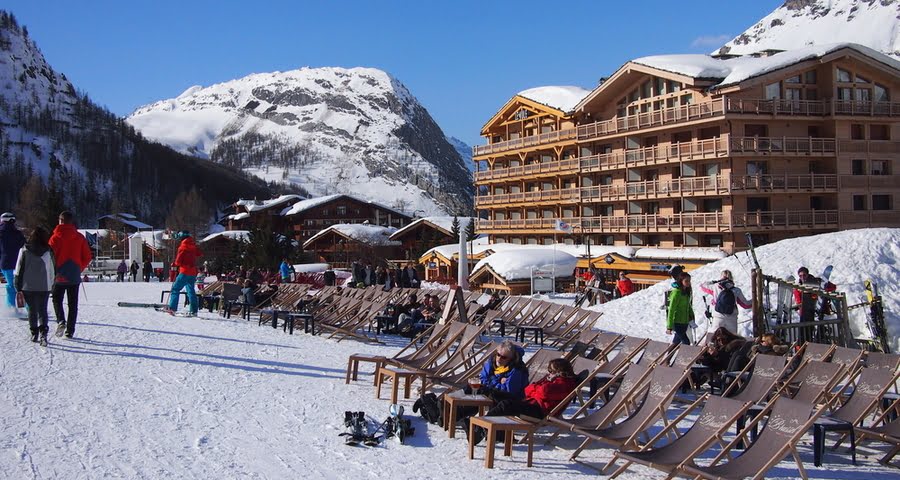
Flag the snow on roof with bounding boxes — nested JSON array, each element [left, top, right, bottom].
[[390, 216, 474, 239], [293, 263, 330, 273], [473, 248, 578, 281], [517, 86, 591, 112], [422, 240, 636, 263], [98, 214, 153, 230], [235, 195, 303, 212], [633, 43, 900, 89], [200, 230, 250, 243], [303, 223, 400, 249], [230, 212, 250, 221], [279, 194, 408, 218], [129, 230, 167, 249], [634, 248, 727, 261]]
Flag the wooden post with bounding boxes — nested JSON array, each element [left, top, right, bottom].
[[838, 292, 852, 348], [751, 268, 765, 337]]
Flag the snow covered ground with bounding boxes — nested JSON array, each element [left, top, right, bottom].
[[1, 276, 898, 479]]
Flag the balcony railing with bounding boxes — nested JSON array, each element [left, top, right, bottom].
[[724, 98, 830, 116], [477, 209, 840, 232], [729, 136, 836, 155], [580, 136, 729, 172], [475, 174, 837, 206], [834, 100, 900, 116], [837, 140, 900, 154], [576, 99, 726, 141], [472, 128, 577, 156], [473, 157, 580, 182]]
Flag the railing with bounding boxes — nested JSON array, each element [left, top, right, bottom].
[[580, 136, 729, 172], [834, 100, 900, 116], [724, 98, 829, 116], [473, 157, 580, 182], [838, 140, 900, 154], [576, 99, 726, 141], [472, 128, 577, 156], [730, 174, 838, 191], [729, 136, 836, 155], [475, 188, 581, 206], [477, 209, 839, 232]]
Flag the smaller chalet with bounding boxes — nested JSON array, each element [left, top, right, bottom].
[[302, 224, 401, 269], [389, 216, 475, 261], [98, 213, 153, 234], [200, 230, 250, 259], [469, 249, 578, 295], [226, 195, 303, 231]]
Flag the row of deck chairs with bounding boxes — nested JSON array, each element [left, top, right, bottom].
[[349, 318, 900, 477]]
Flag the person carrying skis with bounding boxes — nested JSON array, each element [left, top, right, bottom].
[[699, 269, 751, 336], [0, 212, 26, 312], [14, 227, 55, 344], [615, 271, 635, 298], [666, 271, 694, 345], [166, 230, 202, 316], [50, 211, 92, 338]]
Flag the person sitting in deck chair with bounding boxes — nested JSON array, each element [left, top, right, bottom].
[[466, 357, 577, 445]]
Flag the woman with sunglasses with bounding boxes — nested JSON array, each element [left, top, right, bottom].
[[467, 358, 577, 445], [470, 340, 528, 401]]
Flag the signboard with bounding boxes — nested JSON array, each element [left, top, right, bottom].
[[604, 254, 615, 265], [531, 267, 555, 295], [650, 264, 672, 272], [427, 262, 437, 269]]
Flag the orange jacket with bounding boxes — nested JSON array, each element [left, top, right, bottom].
[[49, 223, 92, 285], [174, 237, 202, 276]]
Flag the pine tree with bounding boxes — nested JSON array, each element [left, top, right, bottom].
[[165, 187, 211, 236], [450, 215, 460, 238], [465, 217, 477, 242]]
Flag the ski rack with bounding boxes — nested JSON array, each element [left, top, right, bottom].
[[760, 274, 854, 348]]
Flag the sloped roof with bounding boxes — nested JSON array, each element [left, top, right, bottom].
[[517, 86, 591, 112], [389, 216, 474, 240], [98, 214, 152, 230], [200, 230, 250, 243], [234, 195, 303, 212], [281, 194, 409, 218], [302, 223, 400, 249]]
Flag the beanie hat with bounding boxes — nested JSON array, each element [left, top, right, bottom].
[[174, 230, 191, 239], [0, 212, 15, 223]]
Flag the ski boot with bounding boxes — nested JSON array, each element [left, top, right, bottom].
[[30, 329, 38, 343], [341, 411, 368, 446]]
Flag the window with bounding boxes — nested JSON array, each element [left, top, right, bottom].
[[600, 235, 615, 245], [681, 94, 693, 105], [542, 209, 554, 218], [628, 201, 642, 214], [874, 83, 889, 102], [837, 87, 853, 100], [704, 163, 720, 176], [336, 206, 347, 216], [582, 206, 594, 217], [641, 80, 652, 99], [704, 235, 723, 247], [765, 82, 781, 99], [745, 124, 768, 137], [667, 80, 682, 93], [871, 125, 889, 140], [855, 88, 871, 102], [804, 70, 817, 84], [853, 195, 867, 211], [851, 124, 865, 140], [494, 212, 506, 220], [703, 199, 723, 212], [629, 234, 644, 246], [541, 181, 554, 190], [684, 232, 699, 247], [561, 208, 575, 217], [510, 238, 523, 245], [747, 161, 768, 175], [526, 210, 537, 219], [599, 204, 614, 216], [852, 159, 865, 175], [646, 235, 661, 246], [872, 160, 890, 175], [785, 88, 802, 100], [509, 211, 521, 220], [810, 196, 823, 210], [747, 197, 769, 211], [542, 238, 554, 245], [526, 237, 538, 245], [645, 202, 660, 214], [682, 198, 698, 212], [855, 74, 871, 84], [655, 77, 666, 95], [681, 163, 697, 177], [872, 194, 892, 210], [785, 75, 801, 84], [837, 68, 852, 82]]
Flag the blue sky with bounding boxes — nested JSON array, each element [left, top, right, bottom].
[[7, 0, 781, 146]]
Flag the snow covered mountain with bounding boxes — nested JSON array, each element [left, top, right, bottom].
[[127, 68, 473, 216], [716, 0, 900, 57], [0, 12, 269, 227]]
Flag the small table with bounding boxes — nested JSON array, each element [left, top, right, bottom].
[[444, 390, 494, 439], [376, 367, 426, 404], [813, 417, 856, 467], [468, 416, 535, 469], [373, 315, 397, 334], [346, 354, 386, 385], [515, 326, 544, 345]]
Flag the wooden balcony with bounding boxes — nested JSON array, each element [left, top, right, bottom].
[[729, 137, 836, 156], [473, 98, 900, 158], [473, 157, 580, 182], [472, 128, 577, 157], [478, 210, 839, 234], [580, 136, 729, 173], [837, 140, 900, 155], [475, 174, 838, 206]]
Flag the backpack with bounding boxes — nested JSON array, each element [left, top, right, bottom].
[[714, 286, 736, 315], [412, 393, 443, 427]]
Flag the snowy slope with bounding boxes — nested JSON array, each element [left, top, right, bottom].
[[589, 228, 900, 352], [3, 282, 898, 478], [717, 0, 900, 57], [127, 67, 472, 216]]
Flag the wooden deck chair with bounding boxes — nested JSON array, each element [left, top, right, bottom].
[[429, 341, 501, 391], [525, 348, 567, 384], [550, 311, 604, 349], [564, 330, 615, 360], [608, 395, 753, 479], [722, 354, 789, 404], [589, 336, 650, 392], [681, 397, 833, 480], [571, 365, 692, 463], [325, 300, 390, 343], [830, 346, 865, 373], [865, 352, 900, 371], [855, 396, 900, 466], [345, 322, 455, 384]]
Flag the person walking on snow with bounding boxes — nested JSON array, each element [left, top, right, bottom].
[[50, 210, 92, 338], [666, 271, 695, 345], [166, 231, 201, 316], [142, 259, 153, 282], [699, 269, 751, 336], [129, 260, 139, 282], [116, 260, 127, 282], [0, 212, 26, 312], [14, 227, 55, 344], [279, 258, 293, 283]]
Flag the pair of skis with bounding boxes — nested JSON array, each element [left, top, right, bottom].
[[117, 302, 195, 317], [341, 405, 414, 446], [859, 280, 891, 353]]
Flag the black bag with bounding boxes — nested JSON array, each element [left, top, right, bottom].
[[412, 393, 443, 427], [715, 287, 737, 315]]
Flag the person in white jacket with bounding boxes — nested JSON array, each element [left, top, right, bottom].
[[14, 227, 56, 344], [699, 269, 751, 336]]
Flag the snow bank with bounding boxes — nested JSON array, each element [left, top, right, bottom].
[[590, 228, 900, 352]]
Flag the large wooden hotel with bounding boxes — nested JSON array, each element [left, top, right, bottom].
[[472, 44, 900, 252]]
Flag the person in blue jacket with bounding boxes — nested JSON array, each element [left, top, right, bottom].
[[475, 340, 529, 401], [0, 212, 26, 310], [279, 258, 293, 283]]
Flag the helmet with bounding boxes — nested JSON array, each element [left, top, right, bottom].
[[0, 212, 15, 223]]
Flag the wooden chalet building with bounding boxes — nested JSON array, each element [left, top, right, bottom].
[[389, 216, 474, 261], [282, 194, 411, 243], [302, 224, 402, 269], [226, 195, 303, 231], [98, 213, 153, 234], [473, 44, 900, 253]]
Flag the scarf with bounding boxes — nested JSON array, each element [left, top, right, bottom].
[[493, 364, 511, 376]]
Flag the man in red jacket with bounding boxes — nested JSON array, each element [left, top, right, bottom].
[[166, 230, 202, 316], [49, 211, 92, 338]]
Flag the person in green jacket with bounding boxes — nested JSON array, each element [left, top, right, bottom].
[[666, 272, 694, 345]]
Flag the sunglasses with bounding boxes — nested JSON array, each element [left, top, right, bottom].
[[496, 353, 511, 360]]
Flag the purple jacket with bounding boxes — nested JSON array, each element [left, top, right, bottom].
[[0, 222, 25, 270]]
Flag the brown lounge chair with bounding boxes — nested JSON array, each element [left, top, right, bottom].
[[682, 397, 831, 480], [855, 396, 900, 466], [608, 395, 753, 479]]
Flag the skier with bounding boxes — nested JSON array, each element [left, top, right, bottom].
[[0, 212, 26, 312], [165, 231, 202, 316], [615, 271, 635, 298], [699, 269, 751, 336], [14, 227, 55, 344], [50, 210, 92, 338], [666, 271, 694, 345]]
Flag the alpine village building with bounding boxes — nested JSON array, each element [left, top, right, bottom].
[[473, 44, 900, 253]]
